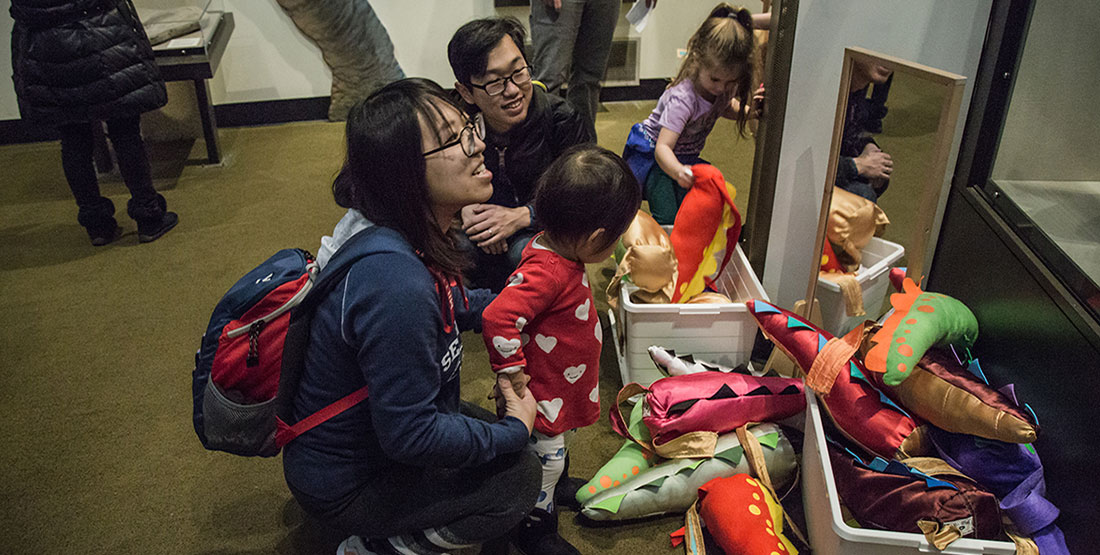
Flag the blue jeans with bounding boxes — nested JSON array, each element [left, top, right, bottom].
[[458, 228, 537, 292]]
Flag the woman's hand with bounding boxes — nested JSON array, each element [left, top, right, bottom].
[[462, 204, 530, 254], [854, 143, 893, 180], [495, 374, 536, 434]]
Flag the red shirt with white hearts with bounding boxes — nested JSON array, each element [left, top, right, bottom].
[[482, 234, 603, 436]]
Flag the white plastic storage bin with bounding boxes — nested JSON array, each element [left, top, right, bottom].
[[802, 390, 1017, 555], [816, 236, 905, 337], [609, 244, 767, 388]]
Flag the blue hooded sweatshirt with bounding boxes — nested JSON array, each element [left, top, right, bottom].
[[282, 210, 527, 509]]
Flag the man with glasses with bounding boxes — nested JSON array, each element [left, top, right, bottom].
[[448, 17, 595, 293]]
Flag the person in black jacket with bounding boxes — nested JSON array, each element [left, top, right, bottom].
[[10, 0, 178, 245], [448, 17, 595, 292], [834, 59, 894, 203]]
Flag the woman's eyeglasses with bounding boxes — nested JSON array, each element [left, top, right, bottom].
[[468, 66, 533, 97], [423, 114, 486, 158]]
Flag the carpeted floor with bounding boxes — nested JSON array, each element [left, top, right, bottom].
[[0, 100, 758, 554]]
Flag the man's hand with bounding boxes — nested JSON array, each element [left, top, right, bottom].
[[854, 143, 893, 180], [462, 204, 530, 253], [494, 374, 536, 433], [544, 0, 562, 10]]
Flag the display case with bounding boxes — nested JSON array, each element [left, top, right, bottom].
[[134, 0, 233, 164], [930, 1, 1100, 552], [977, 0, 1100, 322]]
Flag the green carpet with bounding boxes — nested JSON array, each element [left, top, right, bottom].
[[0, 103, 757, 554]]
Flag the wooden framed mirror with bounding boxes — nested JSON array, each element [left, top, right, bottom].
[[803, 47, 966, 336]]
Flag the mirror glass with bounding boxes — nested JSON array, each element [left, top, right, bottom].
[[804, 47, 965, 337]]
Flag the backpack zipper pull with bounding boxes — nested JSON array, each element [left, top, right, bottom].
[[246, 320, 266, 367]]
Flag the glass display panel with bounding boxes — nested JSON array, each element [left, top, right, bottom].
[[986, 0, 1100, 319]]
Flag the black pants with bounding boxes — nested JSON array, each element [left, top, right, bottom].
[[305, 402, 541, 545], [59, 116, 163, 232]]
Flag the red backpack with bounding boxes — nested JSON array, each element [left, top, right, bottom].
[[192, 228, 378, 456]]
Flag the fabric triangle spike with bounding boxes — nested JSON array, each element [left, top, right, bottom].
[[923, 476, 959, 490], [590, 493, 626, 513], [714, 446, 744, 465], [787, 316, 814, 331], [968, 357, 990, 385], [878, 391, 911, 418], [753, 300, 781, 314], [1024, 404, 1040, 426], [998, 383, 1020, 405], [818, 334, 829, 353], [757, 432, 781, 450], [848, 360, 866, 382], [868, 457, 889, 472]]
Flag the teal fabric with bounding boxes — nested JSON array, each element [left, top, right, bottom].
[[644, 165, 689, 226]]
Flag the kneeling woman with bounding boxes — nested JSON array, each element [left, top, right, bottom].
[[282, 78, 540, 554]]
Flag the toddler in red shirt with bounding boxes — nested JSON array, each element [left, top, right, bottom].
[[482, 145, 641, 553]]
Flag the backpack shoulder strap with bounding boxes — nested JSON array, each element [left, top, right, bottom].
[[273, 226, 383, 444]]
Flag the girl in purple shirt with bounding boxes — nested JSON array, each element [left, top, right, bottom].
[[622, 3, 763, 224]]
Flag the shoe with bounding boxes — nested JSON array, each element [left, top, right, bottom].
[[514, 508, 581, 555], [554, 454, 584, 511], [336, 535, 377, 555], [554, 477, 587, 511], [137, 211, 178, 243], [89, 224, 122, 246]]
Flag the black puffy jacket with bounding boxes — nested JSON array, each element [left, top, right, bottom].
[[10, 0, 167, 126], [482, 87, 595, 213]]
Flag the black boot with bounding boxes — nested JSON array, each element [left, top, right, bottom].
[[554, 455, 585, 511], [77, 197, 120, 246], [514, 508, 580, 555], [128, 195, 178, 243]]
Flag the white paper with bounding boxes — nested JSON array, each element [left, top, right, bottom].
[[163, 37, 204, 49], [625, 1, 653, 32]]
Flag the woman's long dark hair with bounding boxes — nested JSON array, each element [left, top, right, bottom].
[[333, 78, 470, 277]]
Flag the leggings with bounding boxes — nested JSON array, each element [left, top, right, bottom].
[[58, 117, 159, 217], [298, 402, 541, 547]]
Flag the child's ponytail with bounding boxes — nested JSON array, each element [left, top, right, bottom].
[[708, 2, 754, 30]]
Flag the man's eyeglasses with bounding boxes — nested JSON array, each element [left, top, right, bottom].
[[468, 66, 533, 97], [423, 114, 486, 157]]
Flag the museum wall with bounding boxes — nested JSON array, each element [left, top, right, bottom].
[[0, 0, 751, 122], [761, 0, 993, 308]]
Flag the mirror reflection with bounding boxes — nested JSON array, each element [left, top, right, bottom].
[[809, 47, 965, 337]]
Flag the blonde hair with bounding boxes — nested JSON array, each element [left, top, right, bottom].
[[672, 3, 759, 137]]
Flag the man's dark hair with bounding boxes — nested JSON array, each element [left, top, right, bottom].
[[332, 78, 470, 277], [448, 17, 527, 86], [534, 145, 642, 252]]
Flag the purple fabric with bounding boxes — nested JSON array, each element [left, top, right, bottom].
[[930, 428, 1069, 554], [640, 80, 722, 159]]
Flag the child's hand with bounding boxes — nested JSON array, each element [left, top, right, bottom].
[[495, 374, 537, 434], [489, 371, 530, 417], [674, 165, 695, 189], [750, 85, 766, 119], [506, 370, 530, 398]]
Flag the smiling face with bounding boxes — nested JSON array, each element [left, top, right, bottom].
[[421, 102, 494, 227], [457, 35, 533, 133], [695, 61, 741, 101]]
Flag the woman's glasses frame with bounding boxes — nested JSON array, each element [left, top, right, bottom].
[[422, 114, 486, 158], [467, 66, 533, 97]]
